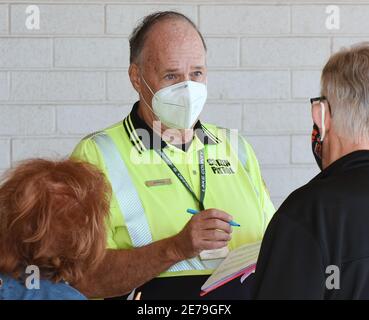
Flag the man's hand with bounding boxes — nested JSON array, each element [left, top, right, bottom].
[[171, 208, 233, 260], [75, 209, 233, 298]]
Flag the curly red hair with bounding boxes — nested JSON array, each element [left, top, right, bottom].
[[0, 159, 111, 284]]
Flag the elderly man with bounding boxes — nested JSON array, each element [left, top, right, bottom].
[[72, 11, 274, 299], [253, 43, 369, 299]]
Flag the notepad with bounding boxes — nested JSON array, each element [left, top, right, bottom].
[[200, 241, 261, 296]]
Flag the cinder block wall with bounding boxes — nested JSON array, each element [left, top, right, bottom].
[[0, 0, 367, 208]]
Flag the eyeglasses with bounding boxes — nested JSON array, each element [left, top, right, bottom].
[[310, 96, 327, 105], [310, 96, 332, 113]]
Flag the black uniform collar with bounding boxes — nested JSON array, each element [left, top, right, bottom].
[[313, 150, 369, 181], [122, 101, 220, 153]]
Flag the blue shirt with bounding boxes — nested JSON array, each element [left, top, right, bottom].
[[0, 273, 86, 300]]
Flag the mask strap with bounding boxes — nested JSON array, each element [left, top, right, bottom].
[[140, 75, 156, 111], [140, 75, 163, 125], [320, 102, 326, 141], [141, 92, 154, 112], [141, 76, 155, 96]]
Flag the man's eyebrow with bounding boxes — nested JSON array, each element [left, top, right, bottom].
[[162, 68, 180, 73], [192, 65, 205, 69], [162, 66, 206, 73]]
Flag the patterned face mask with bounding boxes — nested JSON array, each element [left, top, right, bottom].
[[312, 123, 323, 170]]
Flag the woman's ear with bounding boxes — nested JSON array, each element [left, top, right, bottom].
[[129, 63, 141, 94]]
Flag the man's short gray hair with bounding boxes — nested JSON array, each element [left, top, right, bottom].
[[321, 42, 369, 143], [129, 11, 207, 64]]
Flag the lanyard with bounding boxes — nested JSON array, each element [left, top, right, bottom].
[[155, 148, 206, 211]]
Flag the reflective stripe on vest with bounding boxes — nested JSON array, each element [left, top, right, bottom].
[[93, 132, 205, 272], [93, 133, 152, 247], [225, 129, 260, 199]]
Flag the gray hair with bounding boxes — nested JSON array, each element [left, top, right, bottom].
[[129, 11, 207, 64], [321, 42, 369, 143]]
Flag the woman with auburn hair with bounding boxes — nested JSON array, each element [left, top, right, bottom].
[[0, 159, 111, 300]]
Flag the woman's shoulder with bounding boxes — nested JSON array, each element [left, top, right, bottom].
[[0, 273, 86, 300]]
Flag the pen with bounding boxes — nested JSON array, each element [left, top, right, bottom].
[[186, 208, 241, 227]]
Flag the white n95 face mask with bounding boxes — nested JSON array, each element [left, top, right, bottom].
[[142, 77, 207, 129]]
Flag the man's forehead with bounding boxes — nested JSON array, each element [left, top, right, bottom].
[[141, 19, 205, 64]]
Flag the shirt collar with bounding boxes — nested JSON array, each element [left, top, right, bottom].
[[123, 101, 220, 153], [312, 150, 369, 181]]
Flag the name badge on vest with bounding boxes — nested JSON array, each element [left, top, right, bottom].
[[200, 246, 229, 260], [145, 178, 172, 187]]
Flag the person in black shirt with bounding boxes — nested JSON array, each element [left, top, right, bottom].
[[253, 42, 369, 299]]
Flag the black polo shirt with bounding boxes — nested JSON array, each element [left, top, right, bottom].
[[253, 150, 369, 299]]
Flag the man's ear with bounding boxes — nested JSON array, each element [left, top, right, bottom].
[[129, 63, 141, 94], [312, 103, 331, 132], [325, 106, 331, 132]]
